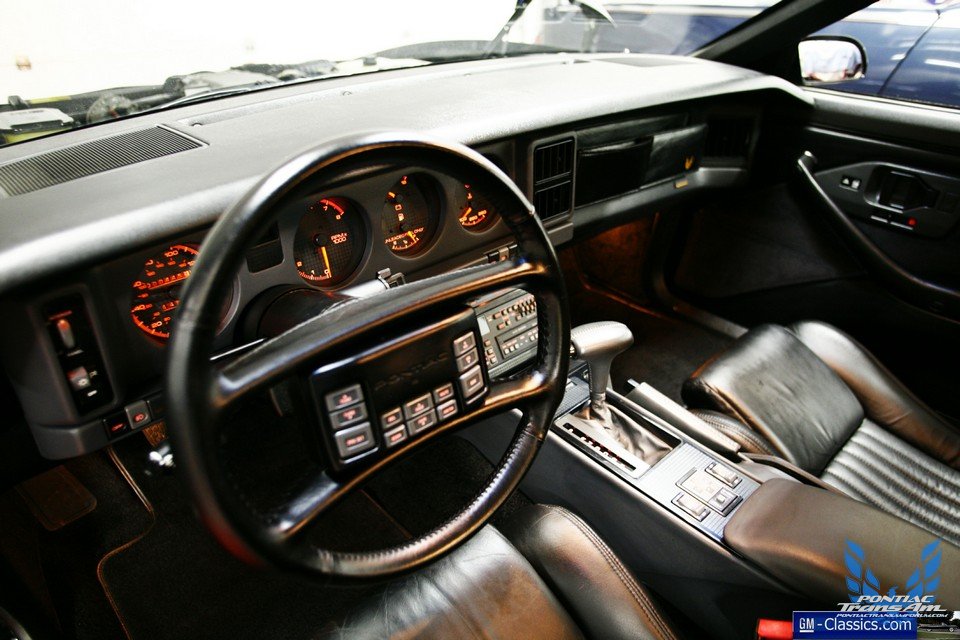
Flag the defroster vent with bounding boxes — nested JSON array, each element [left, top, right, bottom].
[[532, 138, 574, 220], [0, 126, 204, 197]]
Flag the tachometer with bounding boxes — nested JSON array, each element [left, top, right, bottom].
[[130, 244, 199, 340], [381, 174, 439, 256], [294, 197, 366, 286]]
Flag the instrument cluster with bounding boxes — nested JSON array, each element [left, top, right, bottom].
[[128, 169, 504, 342]]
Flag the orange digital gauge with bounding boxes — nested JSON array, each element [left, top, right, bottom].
[[381, 174, 439, 255], [458, 183, 496, 232], [130, 244, 199, 340], [294, 197, 366, 286]]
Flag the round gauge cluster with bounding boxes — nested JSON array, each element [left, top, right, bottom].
[[289, 173, 500, 288], [294, 197, 366, 286], [130, 244, 199, 340]]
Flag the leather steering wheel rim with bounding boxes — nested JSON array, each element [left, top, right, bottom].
[[166, 133, 570, 578]]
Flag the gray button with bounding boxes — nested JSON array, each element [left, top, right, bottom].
[[458, 365, 484, 399], [125, 400, 152, 428], [709, 488, 741, 515], [403, 393, 434, 421], [437, 399, 458, 421], [334, 423, 376, 459], [452, 332, 476, 356], [706, 462, 741, 488], [325, 384, 363, 411], [331, 403, 367, 430], [381, 407, 403, 430], [456, 348, 480, 372], [433, 383, 455, 404], [673, 492, 708, 521], [384, 425, 408, 448], [408, 409, 438, 434]]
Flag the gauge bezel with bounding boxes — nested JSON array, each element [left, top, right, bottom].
[[292, 196, 369, 288], [456, 182, 499, 233], [380, 172, 444, 258]]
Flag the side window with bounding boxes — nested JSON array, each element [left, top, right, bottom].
[[801, 0, 960, 109]]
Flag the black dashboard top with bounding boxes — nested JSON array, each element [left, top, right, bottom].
[[0, 53, 809, 296]]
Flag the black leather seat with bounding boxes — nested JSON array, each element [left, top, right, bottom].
[[322, 504, 679, 640], [682, 320, 960, 545]]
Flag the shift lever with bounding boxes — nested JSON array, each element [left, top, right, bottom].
[[568, 321, 671, 466], [570, 321, 634, 425]]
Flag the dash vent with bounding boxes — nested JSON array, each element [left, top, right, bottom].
[[703, 117, 753, 165], [532, 138, 574, 221], [0, 126, 204, 197]]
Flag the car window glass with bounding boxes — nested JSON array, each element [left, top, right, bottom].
[[808, 0, 960, 109]]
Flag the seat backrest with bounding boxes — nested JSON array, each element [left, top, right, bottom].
[[683, 324, 864, 475]]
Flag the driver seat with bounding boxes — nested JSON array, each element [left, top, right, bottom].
[[322, 504, 679, 640]]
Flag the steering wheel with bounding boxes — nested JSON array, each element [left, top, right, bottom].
[[166, 133, 570, 578]]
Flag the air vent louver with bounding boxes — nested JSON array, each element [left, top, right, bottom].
[[704, 118, 753, 164], [0, 126, 203, 197], [532, 138, 574, 220]]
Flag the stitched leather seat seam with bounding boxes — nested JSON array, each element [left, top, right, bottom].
[[850, 425, 960, 491], [694, 413, 776, 455], [834, 449, 960, 522], [551, 507, 677, 640], [841, 435, 960, 510], [827, 458, 960, 544]]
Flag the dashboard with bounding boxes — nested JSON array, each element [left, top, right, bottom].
[[0, 52, 811, 460]]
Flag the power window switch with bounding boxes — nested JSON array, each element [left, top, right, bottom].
[[673, 492, 709, 521], [706, 462, 741, 488]]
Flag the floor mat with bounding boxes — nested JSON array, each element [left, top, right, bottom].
[[99, 426, 518, 640]]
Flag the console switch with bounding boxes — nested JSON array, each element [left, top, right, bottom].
[[706, 462, 741, 488], [673, 492, 708, 521]]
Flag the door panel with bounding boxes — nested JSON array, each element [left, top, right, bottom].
[[668, 90, 960, 419]]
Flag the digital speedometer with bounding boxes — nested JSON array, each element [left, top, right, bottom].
[[130, 244, 199, 340]]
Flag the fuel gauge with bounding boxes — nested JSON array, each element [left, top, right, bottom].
[[381, 174, 439, 256]]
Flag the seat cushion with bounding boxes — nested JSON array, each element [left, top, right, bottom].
[[821, 419, 960, 546], [322, 524, 583, 640], [322, 505, 678, 640], [682, 324, 864, 474]]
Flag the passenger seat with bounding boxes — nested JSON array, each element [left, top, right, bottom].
[[682, 321, 960, 546]]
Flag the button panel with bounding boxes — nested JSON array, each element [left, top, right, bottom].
[[44, 296, 113, 414], [678, 468, 741, 516], [309, 309, 487, 471]]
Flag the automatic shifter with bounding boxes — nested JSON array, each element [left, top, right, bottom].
[[570, 321, 671, 465]]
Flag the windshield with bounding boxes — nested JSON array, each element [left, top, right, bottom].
[[1, 0, 780, 147]]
